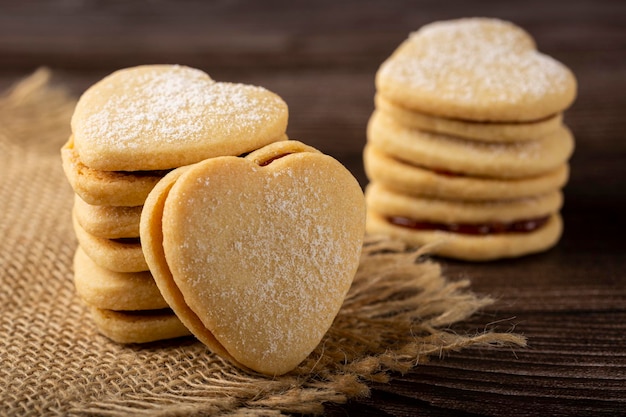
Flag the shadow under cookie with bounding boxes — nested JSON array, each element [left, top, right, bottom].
[[88, 306, 191, 344]]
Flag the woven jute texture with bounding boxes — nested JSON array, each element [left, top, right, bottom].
[[0, 69, 526, 417]]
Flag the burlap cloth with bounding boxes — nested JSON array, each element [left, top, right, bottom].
[[0, 69, 526, 416]]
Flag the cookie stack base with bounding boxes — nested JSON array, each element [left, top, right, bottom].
[[73, 246, 191, 343]]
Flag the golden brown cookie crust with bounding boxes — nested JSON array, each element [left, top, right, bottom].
[[367, 111, 574, 179], [88, 306, 191, 344], [73, 247, 167, 311], [366, 210, 562, 261], [363, 144, 569, 201], [375, 94, 563, 142], [365, 182, 562, 224], [140, 165, 241, 367], [73, 195, 142, 239], [62, 137, 165, 207], [73, 211, 147, 272]]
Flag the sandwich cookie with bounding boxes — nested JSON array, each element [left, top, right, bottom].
[[62, 133, 288, 207], [368, 111, 574, 179], [71, 65, 289, 172], [374, 94, 564, 142], [141, 140, 366, 375], [375, 18, 577, 122], [88, 307, 191, 344], [363, 144, 569, 201], [367, 210, 562, 261], [73, 211, 147, 273], [73, 247, 167, 311], [366, 182, 562, 226], [73, 195, 142, 239], [366, 183, 563, 260], [62, 137, 168, 207]]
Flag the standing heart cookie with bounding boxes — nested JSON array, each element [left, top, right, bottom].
[[141, 141, 366, 375]]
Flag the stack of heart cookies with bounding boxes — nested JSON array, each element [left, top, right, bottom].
[[63, 64, 366, 376], [62, 65, 289, 343], [364, 18, 577, 261]]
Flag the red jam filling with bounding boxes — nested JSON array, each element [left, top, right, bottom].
[[430, 168, 460, 177], [387, 215, 550, 235], [258, 153, 292, 167], [393, 157, 465, 178]]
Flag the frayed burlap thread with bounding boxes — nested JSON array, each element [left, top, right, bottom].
[[0, 70, 526, 417]]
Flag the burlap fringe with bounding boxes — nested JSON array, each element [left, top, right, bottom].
[[0, 71, 526, 417], [0, 68, 76, 153]]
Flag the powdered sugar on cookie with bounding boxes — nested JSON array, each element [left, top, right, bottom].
[[376, 18, 577, 121], [154, 148, 365, 375], [71, 65, 288, 171], [83, 72, 281, 148]]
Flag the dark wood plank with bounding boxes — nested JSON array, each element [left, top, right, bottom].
[[1, 0, 624, 72]]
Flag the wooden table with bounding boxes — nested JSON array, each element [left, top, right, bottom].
[[1, 1, 624, 415]]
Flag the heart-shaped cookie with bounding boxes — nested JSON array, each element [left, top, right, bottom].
[[141, 141, 366, 375], [376, 18, 577, 121], [71, 65, 288, 171]]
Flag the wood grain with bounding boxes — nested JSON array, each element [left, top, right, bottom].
[[1, 0, 625, 415]]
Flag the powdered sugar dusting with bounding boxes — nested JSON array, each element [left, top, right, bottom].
[[379, 18, 572, 104], [79, 66, 285, 151], [169, 158, 362, 371]]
